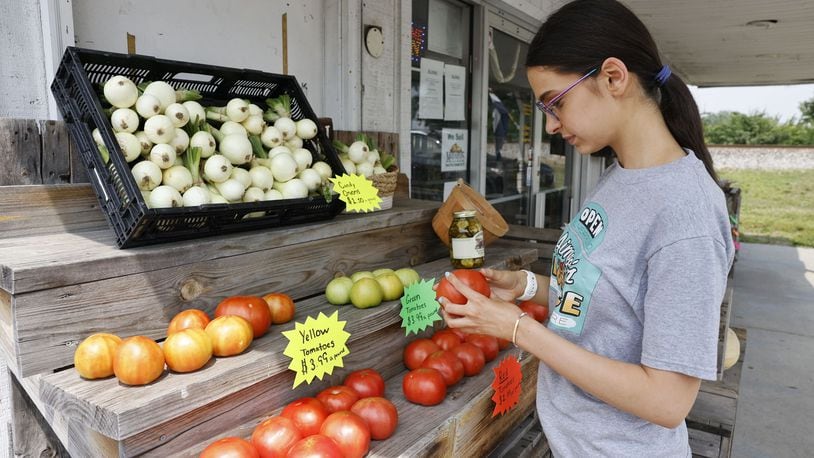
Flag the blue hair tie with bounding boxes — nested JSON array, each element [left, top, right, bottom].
[[655, 65, 671, 87]]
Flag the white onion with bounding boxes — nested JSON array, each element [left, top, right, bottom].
[[260, 125, 283, 148], [162, 165, 193, 193], [182, 101, 206, 124], [226, 98, 250, 122], [274, 117, 296, 140], [149, 185, 182, 208], [164, 103, 190, 127], [170, 128, 190, 154], [269, 146, 292, 158], [340, 157, 356, 175], [263, 189, 284, 200], [220, 121, 248, 137], [92, 128, 104, 146], [215, 178, 246, 201], [292, 148, 313, 172], [249, 165, 275, 191], [280, 179, 309, 199], [219, 134, 253, 165], [248, 103, 263, 116], [135, 94, 162, 119], [141, 190, 152, 207], [242, 187, 265, 202], [183, 185, 211, 206], [203, 154, 233, 183], [230, 167, 252, 189], [298, 168, 322, 191], [373, 165, 387, 174], [356, 162, 374, 178], [366, 149, 381, 165], [190, 131, 216, 158], [284, 136, 303, 150], [143, 81, 177, 112], [242, 115, 265, 135], [131, 160, 162, 191], [103, 76, 138, 108], [312, 161, 332, 180], [209, 193, 229, 204], [269, 153, 298, 182], [110, 108, 139, 133], [348, 141, 369, 164], [115, 132, 142, 162], [295, 118, 318, 140], [134, 131, 153, 157], [144, 115, 176, 144], [149, 143, 177, 169]]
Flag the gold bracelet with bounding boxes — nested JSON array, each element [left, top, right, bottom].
[[512, 312, 529, 348]]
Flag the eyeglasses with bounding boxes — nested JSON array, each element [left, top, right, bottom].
[[535, 67, 598, 121]]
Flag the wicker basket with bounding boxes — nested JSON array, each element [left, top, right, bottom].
[[432, 179, 509, 246], [370, 167, 399, 210]]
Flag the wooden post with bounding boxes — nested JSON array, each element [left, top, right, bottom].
[[0, 119, 41, 185]]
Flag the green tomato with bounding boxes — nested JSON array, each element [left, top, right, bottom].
[[325, 276, 354, 305], [394, 268, 421, 287], [350, 278, 384, 309]]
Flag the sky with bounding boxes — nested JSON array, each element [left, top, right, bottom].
[[689, 84, 814, 122]]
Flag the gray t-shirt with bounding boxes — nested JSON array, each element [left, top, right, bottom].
[[538, 152, 734, 457]]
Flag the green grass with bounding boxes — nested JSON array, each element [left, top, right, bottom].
[[718, 169, 814, 247]]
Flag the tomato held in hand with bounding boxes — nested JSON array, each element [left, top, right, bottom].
[[251, 416, 302, 458], [162, 328, 212, 373], [496, 337, 511, 350], [319, 411, 371, 458], [287, 435, 343, 458], [403, 368, 447, 406], [403, 338, 440, 370], [205, 315, 254, 357], [451, 342, 486, 376], [343, 368, 385, 398], [167, 309, 210, 335], [350, 396, 399, 440], [215, 295, 272, 338], [465, 334, 500, 362], [200, 437, 259, 458], [113, 336, 165, 386], [262, 292, 296, 324], [435, 269, 491, 304], [281, 397, 329, 437], [420, 350, 464, 386], [317, 385, 360, 414], [519, 300, 549, 323], [431, 329, 462, 351], [74, 333, 122, 379]]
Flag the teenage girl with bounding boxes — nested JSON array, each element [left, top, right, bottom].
[[440, 1, 734, 456]]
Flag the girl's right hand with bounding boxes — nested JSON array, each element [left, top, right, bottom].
[[480, 268, 525, 301]]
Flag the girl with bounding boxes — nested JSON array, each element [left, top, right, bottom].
[[440, 0, 735, 456]]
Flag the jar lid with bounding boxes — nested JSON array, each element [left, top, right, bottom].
[[453, 210, 477, 218]]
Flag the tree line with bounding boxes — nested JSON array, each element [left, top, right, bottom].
[[702, 95, 814, 145]]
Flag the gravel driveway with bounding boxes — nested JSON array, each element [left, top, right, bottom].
[[711, 146, 814, 170]]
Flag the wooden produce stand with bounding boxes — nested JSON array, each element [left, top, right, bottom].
[[0, 120, 542, 457]]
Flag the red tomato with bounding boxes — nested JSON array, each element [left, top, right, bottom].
[[343, 368, 385, 398], [431, 329, 462, 351], [519, 300, 549, 323], [350, 396, 399, 440], [280, 397, 328, 437], [205, 315, 254, 357], [262, 293, 296, 324], [162, 328, 212, 373], [319, 411, 371, 458], [449, 328, 468, 341], [403, 338, 440, 370], [496, 337, 512, 350], [317, 385, 360, 414], [215, 295, 272, 338], [112, 336, 165, 386], [287, 435, 343, 458], [465, 334, 500, 362], [450, 342, 486, 376], [402, 368, 447, 406], [435, 269, 491, 304], [420, 350, 464, 386], [199, 436, 259, 458], [167, 309, 210, 335], [251, 416, 302, 458], [74, 333, 122, 379]]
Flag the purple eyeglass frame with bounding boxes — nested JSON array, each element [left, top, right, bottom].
[[535, 67, 598, 120]]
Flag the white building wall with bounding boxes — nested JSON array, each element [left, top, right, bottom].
[[0, 0, 50, 119]]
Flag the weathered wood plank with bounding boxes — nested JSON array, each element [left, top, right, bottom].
[[0, 290, 15, 368], [0, 198, 440, 295], [38, 246, 537, 442], [504, 224, 562, 244], [38, 120, 72, 185], [13, 219, 446, 376], [0, 185, 104, 238], [10, 374, 66, 458], [689, 427, 722, 458], [0, 118, 42, 185]]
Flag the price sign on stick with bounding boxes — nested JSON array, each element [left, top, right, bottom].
[[282, 311, 350, 388], [491, 355, 523, 417], [330, 174, 382, 212], [400, 279, 442, 335]]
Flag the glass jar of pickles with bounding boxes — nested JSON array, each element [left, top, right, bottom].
[[449, 210, 485, 268]]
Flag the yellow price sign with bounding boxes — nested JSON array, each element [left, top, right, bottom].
[[282, 311, 351, 388], [330, 174, 382, 212]]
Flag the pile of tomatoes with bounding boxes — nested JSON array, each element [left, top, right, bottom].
[[200, 368, 398, 458], [73, 293, 296, 386]]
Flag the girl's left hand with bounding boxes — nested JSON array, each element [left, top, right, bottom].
[[439, 271, 521, 341]]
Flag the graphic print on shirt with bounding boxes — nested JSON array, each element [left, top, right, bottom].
[[548, 203, 606, 335]]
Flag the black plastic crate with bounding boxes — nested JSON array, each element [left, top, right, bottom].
[[51, 47, 345, 248]]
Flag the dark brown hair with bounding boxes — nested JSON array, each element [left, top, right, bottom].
[[526, 0, 718, 181]]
